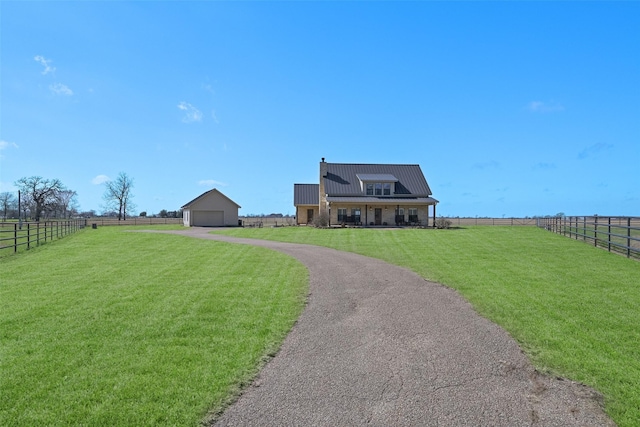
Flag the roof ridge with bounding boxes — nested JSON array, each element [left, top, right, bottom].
[[327, 163, 421, 166]]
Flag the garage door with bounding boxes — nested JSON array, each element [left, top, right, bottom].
[[192, 210, 224, 226]]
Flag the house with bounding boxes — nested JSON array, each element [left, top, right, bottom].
[[181, 188, 241, 227], [294, 158, 438, 226]]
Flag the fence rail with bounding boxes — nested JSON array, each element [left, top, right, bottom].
[[537, 216, 640, 260], [86, 217, 183, 226], [442, 217, 538, 226], [0, 219, 86, 257]]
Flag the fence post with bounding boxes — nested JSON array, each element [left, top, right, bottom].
[[28, 223, 32, 249], [14, 223, 17, 253], [628, 217, 632, 258], [594, 216, 598, 247], [608, 217, 612, 253]]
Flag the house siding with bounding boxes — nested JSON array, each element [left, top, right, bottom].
[[182, 189, 240, 227], [296, 205, 319, 225]]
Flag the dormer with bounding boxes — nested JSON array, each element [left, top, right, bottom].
[[356, 173, 398, 196]]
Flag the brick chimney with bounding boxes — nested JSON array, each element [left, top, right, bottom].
[[319, 157, 328, 215]]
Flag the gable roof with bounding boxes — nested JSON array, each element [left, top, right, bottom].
[[324, 163, 432, 197], [181, 188, 241, 209], [294, 184, 319, 205]]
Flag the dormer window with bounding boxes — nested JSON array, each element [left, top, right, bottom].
[[357, 173, 398, 197]]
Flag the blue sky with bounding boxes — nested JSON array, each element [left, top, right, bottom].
[[1, 1, 638, 218]]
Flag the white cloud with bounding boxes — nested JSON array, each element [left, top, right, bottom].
[[178, 101, 202, 123], [92, 175, 110, 185], [34, 55, 56, 75], [198, 179, 227, 187], [49, 83, 73, 96], [202, 83, 215, 95], [527, 100, 564, 113], [0, 140, 18, 150]]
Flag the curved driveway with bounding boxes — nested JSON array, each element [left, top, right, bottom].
[[160, 228, 613, 426]]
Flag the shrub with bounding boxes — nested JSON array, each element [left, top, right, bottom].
[[312, 211, 330, 228], [434, 217, 452, 229]]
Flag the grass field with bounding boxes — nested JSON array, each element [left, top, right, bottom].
[[0, 226, 307, 426], [215, 226, 640, 427]]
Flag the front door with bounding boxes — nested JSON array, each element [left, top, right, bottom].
[[374, 208, 382, 225], [307, 209, 314, 224]]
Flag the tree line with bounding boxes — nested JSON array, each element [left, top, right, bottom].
[[1, 172, 140, 222]]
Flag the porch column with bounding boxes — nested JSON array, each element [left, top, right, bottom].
[[433, 204, 437, 228]]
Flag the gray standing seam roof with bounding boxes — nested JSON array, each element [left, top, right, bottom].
[[325, 163, 432, 197], [294, 184, 319, 205]]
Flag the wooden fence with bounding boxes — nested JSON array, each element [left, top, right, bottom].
[[0, 219, 86, 256], [537, 216, 640, 260], [86, 217, 183, 226], [442, 217, 538, 226]]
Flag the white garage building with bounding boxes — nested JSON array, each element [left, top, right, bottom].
[[181, 188, 241, 227]]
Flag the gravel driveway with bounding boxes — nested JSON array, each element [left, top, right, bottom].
[[159, 228, 614, 427]]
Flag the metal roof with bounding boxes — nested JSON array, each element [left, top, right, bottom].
[[356, 173, 398, 182], [326, 197, 439, 205], [181, 188, 241, 209], [325, 163, 432, 196], [294, 184, 319, 205]]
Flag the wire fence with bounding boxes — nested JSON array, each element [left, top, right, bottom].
[[537, 216, 640, 260]]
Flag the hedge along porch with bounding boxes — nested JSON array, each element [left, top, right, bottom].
[[294, 159, 438, 227]]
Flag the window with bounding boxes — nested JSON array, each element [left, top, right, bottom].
[[352, 208, 361, 223], [383, 183, 391, 195], [366, 184, 374, 195], [337, 208, 347, 223], [365, 181, 393, 196], [395, 208, 405, 225], [408, 208, 418, 223]]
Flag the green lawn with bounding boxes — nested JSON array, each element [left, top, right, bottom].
[[0, 226, 308, 426], [215, 226, 640, 426]]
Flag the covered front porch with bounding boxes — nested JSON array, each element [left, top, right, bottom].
[[326, 197, 438, 227]]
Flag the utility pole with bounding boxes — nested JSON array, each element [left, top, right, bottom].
[[18, 190, 22, 229]]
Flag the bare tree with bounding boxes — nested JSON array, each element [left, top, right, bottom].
[[56, 189, 78, 218], [0, 192, 17, 220], [103, 172, 135, 220], [15, 176, 65, 221]]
